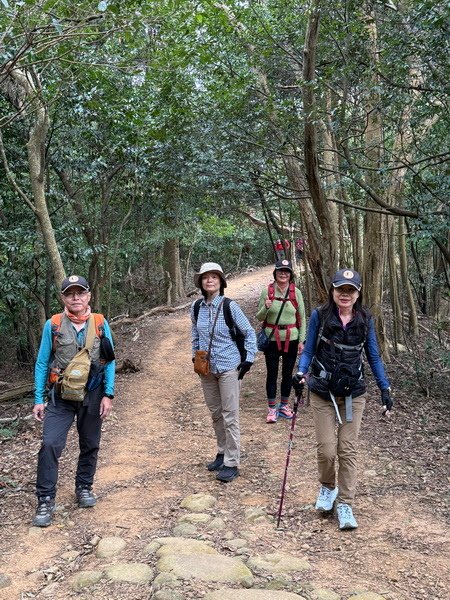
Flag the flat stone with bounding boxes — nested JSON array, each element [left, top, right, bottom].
[[145, 541, 162, 554], [157, 553, 253, 586], [155, 537, 218, 556], [96, 536, 127, 558], [40, 583, 59, 596], [172, 523, 198, 537], [247, 553, 310, 574], [223, 538, 248, 551], [348, 594, 387, 600], [208, 517, 226, 530], [244, 507, 273, 523], [105, 563, 153, 584], [311, 589, 341, 600], [178, 513, 211, 524], [153, 572, 181, 590], [181, 493, 217, 512], [71, 570, 103, 590], [204, 590, 306, 599], [151, 591, 184, 600], [0, 573, 12, 589]]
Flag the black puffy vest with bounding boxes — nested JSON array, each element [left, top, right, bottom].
[[309, 309, 368, 401]]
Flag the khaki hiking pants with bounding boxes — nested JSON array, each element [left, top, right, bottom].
[[310, 392, 366, 505], [200, 369, 241, 467]]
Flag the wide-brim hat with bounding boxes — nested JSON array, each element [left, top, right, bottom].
[[61, 275, 90, 293], [332, 268, 362, 291], [194, 262, 227, 289]]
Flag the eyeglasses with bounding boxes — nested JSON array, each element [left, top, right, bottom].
[[63, 290, 89, 298], [335, 287, 358, 295]]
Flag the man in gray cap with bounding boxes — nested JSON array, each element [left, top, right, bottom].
[[31, 275, 115, 526]]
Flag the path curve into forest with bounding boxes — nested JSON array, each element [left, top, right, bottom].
[[0, 266, 448, 600]]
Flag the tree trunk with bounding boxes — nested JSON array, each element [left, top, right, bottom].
[[361, 16, 389, 359], [2, 66, 66, 288], [302, 8, 339, 281], [163, 237, 185, 304]]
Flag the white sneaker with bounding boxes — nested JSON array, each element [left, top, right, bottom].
[[336, 503, 358, 529], [315, 486, 339, 511]]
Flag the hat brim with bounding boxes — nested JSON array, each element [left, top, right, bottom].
[[61, 284, 90, 293], [332, 281, 361, 290], [194, 270, 227, 289]]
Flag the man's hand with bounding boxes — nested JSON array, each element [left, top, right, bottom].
[[292, 372, 305, 394], [32, 403, 45, 422], [381, 388, 393, 416], [237, 361, 252, 380], [100, 396, 113, 419]]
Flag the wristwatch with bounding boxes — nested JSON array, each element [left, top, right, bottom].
[[105, 394, 114, 400]]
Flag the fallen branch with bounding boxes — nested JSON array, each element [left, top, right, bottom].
[[111, 301, 192, 326], [0, 383, 34, 402]]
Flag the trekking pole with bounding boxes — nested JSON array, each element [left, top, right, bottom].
[[276, 388, 304, 528]]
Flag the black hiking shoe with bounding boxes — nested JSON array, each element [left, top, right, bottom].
[[207, 453, 224, 471], [216, 466, 239, 483], [76, 487, 96, 508], [32, 496, 55, 527]]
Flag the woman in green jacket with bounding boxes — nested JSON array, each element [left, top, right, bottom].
[[256, 260, 306, 423]]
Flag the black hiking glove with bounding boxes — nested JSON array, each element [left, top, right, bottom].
[[381, 388, 393, 414], [237, 361, 252, 380], [292, 372, 305, 394]]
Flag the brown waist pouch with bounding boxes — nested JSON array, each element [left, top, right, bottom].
[[193, 350, 210, 376]]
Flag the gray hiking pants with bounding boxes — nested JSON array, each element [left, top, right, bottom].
[[200, 369, 241, 467]]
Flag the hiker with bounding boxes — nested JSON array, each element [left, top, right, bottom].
[[295, 238, 305, 262], [31, 275, 115, 527], [274, 239, 290, 261], [256, 259, 306, 423], [292, 268, 393, 530], [192, 262, 257, 483]]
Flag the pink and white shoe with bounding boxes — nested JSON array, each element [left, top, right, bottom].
[[266, 407, 278, 423], [278, 404, 294, 419]]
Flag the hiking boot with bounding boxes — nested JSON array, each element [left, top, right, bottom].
[[216, 466, 239, 482], [76, 487, 96, 508], [32, 496, 55, 527], [336, 503, 358, 530], [207, 453, 224, 471], [266, 407, 278, 423], [278, 404, 294, 419], [315, 485, 339, 512]]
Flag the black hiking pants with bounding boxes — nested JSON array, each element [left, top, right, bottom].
[[35, 390, 103, 499], [264, 340, 299, 401]]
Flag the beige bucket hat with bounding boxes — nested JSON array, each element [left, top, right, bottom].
[[194, 262, 227, 289]]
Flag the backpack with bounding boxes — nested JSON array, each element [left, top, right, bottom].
[[59, 315, 96, 402], [51, 312, 104, 352], [264, 282, 302, 352], [193, 298, 247, 362], [267, 282, 302, 330]]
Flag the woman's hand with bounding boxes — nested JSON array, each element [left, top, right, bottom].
[[265, 298, 273, 309], [298, 342, 304, 354]]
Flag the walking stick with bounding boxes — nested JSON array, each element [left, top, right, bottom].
[[276, 388, 304, 528]]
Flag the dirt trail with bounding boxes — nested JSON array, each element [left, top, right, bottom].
[[0, 266, 448, 600]]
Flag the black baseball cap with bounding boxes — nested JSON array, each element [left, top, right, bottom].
[[332, 269, 362, 291], [61, 275, 90, 294], [274, 259, 293, 273]]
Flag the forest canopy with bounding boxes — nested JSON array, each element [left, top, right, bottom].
[[0, 0, 449, 372]]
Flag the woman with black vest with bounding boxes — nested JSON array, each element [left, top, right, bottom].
[[292, 268, 393, 530]]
